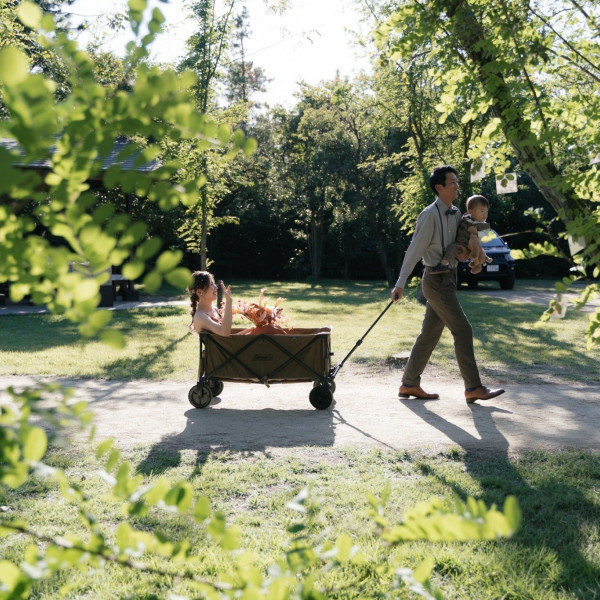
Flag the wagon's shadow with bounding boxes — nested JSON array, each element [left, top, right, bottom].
[[136, 404, 336, 475]]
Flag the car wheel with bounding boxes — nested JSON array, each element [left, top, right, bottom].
[[500, 274, 515, 290], [467, 281, 479, 289]]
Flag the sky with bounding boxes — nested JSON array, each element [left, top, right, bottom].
[[68, 0, 373, 107]]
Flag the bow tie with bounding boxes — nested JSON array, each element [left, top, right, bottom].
[[445, 207, 458, 215]]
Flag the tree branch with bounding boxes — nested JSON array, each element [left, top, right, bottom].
[[0, 520, 233, 591], [529, 5, 600, 82], [566, 0, 600, 37]]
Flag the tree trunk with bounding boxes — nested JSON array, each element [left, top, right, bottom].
[[200, 187, 208, 270], [374, 233, 395, 286], [307, 214, 323, 279]]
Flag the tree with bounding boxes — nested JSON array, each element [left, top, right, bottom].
[[209, 110, 299, 280], [176, 0, 243, 270], [276, 84, 356, 279], [376, 0, 600, 345], [0, 0, 78, 113], [222, 6, 268, 108], [324, 79, 407, 284]]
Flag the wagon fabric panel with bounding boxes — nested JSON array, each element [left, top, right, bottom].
[[202, 327, 332, 383]]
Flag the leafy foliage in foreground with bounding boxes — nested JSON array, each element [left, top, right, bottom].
[[0, 0, 253, 347]]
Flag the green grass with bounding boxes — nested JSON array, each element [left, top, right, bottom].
[[2, 446, 599, 598], [0, 278, 597, 382]]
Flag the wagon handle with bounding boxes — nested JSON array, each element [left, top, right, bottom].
[[331, 300, 394, 378]]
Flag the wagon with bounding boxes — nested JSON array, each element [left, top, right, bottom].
[[187, 300, 393, 411], [188, 327, 336, 410]]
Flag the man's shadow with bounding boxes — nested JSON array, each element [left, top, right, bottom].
[[401, 398, 512, 454], [401, 399, 600, 593]]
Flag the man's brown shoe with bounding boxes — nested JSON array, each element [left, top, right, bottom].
[[465, 386, 505, 403], [398, 385, 439, 400]]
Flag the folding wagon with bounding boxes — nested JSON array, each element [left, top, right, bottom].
[[188, 327, 336, 410]]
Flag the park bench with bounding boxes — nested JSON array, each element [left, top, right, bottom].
[[111, 273, 139, 302]]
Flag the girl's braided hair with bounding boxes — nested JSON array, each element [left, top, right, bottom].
[[187, 270, 214, 323]]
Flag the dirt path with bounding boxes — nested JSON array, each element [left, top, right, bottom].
[[2, 365, 598, 456]]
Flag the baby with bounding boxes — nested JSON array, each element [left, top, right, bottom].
[[431, 194, 493, 274]]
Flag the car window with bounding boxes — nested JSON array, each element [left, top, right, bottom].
[[482, 230, 507, 248]]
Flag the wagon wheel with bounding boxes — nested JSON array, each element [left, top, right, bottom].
[[313, 379, 336, 394], [188, 384, 212, 409], [309, 385, 333, 410], [208, 379, 224, 397]]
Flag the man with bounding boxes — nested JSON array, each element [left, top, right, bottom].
[[391, 165, 504, 404]]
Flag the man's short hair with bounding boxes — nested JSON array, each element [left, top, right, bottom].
[[466, 195, 489, 210], [430, 165, 458, 195]]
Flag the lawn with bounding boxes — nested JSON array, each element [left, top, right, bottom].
[[1, 445, 599, 599], [1, 278, 600, 599]]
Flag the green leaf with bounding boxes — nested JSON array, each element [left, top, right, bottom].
[[335, 533, 353, 562], [96, 439, 114, 459], [136, 238, 162, 261], [165, 267, 190, 289], [100, 330, 126, 349], [23, 427, 47, 462], [128, 0, 147, 12], [17, 1, 43, 29], [106, 448, 121, 473], [1, 463, 28, 488], [142, 271, 162, 293], [555, 282, 567, 293], [217, 124, 231, 144], [87, 310, 112, 331], [144, 478, 170, 506], [41, 13, 56, 32], [220, 526, 241, 550], [0, 560, 23, 589], [165, 481, 194, 513], [413, 555, 435, 583], [194, 496, 211, 521], [122, 261, 145, 280], [504, 495, 521, 533], [155, 250, 182, 273], [0, 47, 30, 85], [103, 165, 122, 190], [232, 129, 245, 148], [244, 137, 258, 156]]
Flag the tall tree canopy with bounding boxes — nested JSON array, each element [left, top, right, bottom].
[[376, 0, 600, 345]]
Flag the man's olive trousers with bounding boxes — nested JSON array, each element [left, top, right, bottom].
[[402, 269, 482, 390]]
